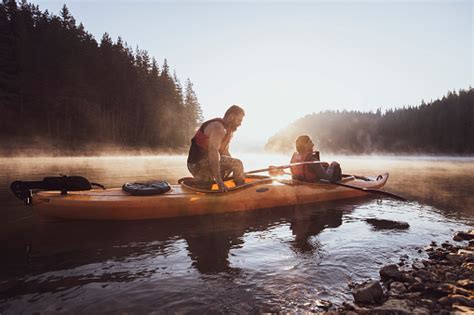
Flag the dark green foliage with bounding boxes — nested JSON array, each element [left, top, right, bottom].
[[0, 1, 203, 150], [265, 88, 474, 154]]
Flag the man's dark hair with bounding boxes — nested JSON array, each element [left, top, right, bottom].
[[224, 105, 245, 119]]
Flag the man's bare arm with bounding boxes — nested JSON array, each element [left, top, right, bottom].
[[206, 123, 227, 190], [220, 134, 231, 157]]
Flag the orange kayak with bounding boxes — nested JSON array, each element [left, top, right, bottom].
[[30, 173, 389, 221]]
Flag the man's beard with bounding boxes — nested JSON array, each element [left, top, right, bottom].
[[227, 123, 239, 132]]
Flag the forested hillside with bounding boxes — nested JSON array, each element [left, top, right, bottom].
[[265, 88, 473, 154], [0, 0, 203, 152]]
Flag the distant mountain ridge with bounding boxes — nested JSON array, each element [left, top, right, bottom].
[[265, 88, 473, 154]]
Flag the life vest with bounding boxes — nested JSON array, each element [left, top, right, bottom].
[[290, 151, 318, 181], [187, 118, 231, 164]]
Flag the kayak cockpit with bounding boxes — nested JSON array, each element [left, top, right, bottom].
[[178, 175, 274, 193]]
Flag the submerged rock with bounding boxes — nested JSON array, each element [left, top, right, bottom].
[[365, 218, 410, 230]]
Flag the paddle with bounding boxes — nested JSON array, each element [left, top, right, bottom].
[[244, 162, 407, 201], [319, 179, 408, 201], [245, 161, 327, 175]]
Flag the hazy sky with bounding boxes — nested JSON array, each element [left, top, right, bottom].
[[30, 0, 472, 149]]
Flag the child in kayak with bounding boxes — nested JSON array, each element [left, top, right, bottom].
[[290, 135, 342, 183]]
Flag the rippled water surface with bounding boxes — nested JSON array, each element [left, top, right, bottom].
[[0, 155, 472, 313]]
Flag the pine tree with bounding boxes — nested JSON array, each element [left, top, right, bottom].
[[59, 4, 75, 29], [184, 78, 203, 138]]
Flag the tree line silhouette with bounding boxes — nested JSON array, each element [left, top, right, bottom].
[[265, 88, 473, 154], [0, 0, 203, 151]]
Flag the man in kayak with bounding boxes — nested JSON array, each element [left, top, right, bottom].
[[290, 135, 342, 183], [187, 105, 246, 192]]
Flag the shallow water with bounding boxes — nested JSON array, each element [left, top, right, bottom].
[[0, 155, 472, 313]]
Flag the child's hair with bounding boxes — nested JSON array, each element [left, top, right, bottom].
[[295, 135, 312, 153]]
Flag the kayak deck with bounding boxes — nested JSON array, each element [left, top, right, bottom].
[[32, 173, 389, 221]]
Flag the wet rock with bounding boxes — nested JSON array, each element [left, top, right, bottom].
[[448, 294, 474, 307], [365, 218, 410, 230], [457, 279, 474, 290], [336, 237, 474, 315], [420, 299, 435, 308], [454, 230, 474, 241], [380, 264, 402, 281], [462, 262, 474, 271], [372, 298, 413, 315], [411, 277, 423, 286], [452, 304, 474, 313], [412, 262, 424, 270], [445, 272, 457, 281], [351, 281, 385, 305], [428, 250, 448, 260], [431, 241, 438, 247], [314, 299, 332, 310], [408, 282, 424, 292], [438, 296, 451, 306], [388, 281, 406, 295], [458, 249, 474, 262], [413, 269, 433, 282], [446, 253, 465, 264], [400, 271, 414, 284], [441, 242, 452, 249], [454, 234, 464, 242], [437, 283, 472, 297], [411, 306, 430, 314]]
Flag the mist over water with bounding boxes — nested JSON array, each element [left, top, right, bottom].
[[0, 154, 472, 313]]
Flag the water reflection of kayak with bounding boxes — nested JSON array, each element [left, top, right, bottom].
[[28, 173, 388, 221]]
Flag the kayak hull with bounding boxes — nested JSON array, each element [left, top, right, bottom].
[[32, 174, 389, 221]]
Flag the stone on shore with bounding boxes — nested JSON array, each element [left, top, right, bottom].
[[337, 231, 474, 314], [453, 230, 474, 241], [351, 280, 384, 305], [379, 264, 402, 281], [388, 281, 406, 295], [372, 298, 419, 315]]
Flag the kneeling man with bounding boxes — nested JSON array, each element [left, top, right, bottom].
[[187, 105, 245, 192]]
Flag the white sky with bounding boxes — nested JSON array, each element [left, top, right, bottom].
[[30, 0, 473, 150]]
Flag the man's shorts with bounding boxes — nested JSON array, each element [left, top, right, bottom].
[[187, 155, 243, 183]]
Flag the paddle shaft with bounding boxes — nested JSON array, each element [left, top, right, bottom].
[[320, 179, 408, 201], [245, 161, 327, 175]]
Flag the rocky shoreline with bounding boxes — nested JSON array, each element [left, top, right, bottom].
[[327, 230, 474, 314]]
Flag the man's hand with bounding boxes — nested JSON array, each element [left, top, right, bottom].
[[268, 166, 285, 176], [216, 178, 228, 192]]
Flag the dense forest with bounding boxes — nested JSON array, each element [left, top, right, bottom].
[[0, 0, 203, 152], [265, 88, 473, 154]]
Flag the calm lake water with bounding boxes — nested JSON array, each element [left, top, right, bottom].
[[0, 155, 472, 313]]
